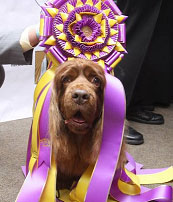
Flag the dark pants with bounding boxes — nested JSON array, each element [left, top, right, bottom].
[[114, 0, 164, 107], [129, 0, 172, 106]]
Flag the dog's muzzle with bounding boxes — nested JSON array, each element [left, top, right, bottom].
[[72, 89, 90, 105]]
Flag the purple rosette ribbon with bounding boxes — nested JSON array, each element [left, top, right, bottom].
[[39, 0, 127, 71]]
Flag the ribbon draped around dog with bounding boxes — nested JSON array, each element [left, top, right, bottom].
[[16, 68, 173, 202], [16, 0, 173, 201]]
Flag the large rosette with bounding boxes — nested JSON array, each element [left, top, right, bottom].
[[39, 0, 127, 72]]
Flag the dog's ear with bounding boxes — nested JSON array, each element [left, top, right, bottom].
[[49, 80, 71, 161], [49, 83, 62, 140], [49, 69, 65, 137]]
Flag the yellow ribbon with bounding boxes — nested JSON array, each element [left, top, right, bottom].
[[40, 152, 57, 202], [138, 166, 173, 185], [39, 18, 44, 37], [29, 82, 51, 173], [117, 166, 173, 196], [56, 166, 173, 201], [28, 61, 173, 200], [69, 165, 94, 202], [118, 168, 141, 195], [33, 65, 56, 112]]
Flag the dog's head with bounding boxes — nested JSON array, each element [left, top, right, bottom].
[[50, 58, 106, 136]]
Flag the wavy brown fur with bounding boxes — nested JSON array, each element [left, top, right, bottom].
[[49, 58, 126, 190]]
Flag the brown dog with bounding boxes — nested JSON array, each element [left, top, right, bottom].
[[49, 58, 126, 190]]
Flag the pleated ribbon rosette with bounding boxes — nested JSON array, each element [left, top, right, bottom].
[[39, 0, 127, 72], [16, 0, 173, 201]]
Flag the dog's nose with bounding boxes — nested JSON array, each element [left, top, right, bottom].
[[72, 89, 90, 104]]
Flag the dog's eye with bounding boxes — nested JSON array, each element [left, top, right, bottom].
[[91, 76, 101, 87], [61, 76, 71, 84]]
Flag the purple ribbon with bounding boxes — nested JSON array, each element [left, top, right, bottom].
[[17, 71, 173, 202], [16, 163, 49, 202], [39, 87, 51, 140], [49, 46, 67, 63], [104, 0, 122, 15], [26, 126, 32, 174], [118, 24, 126, 44], [126, 152, 169, 175], [111, 180, 172, 202], [44, 16, 53, 36], [40, 15, 53, 37], [85, 73, 126, 202], [26, 83, 51, 174], [110, 152, 173, 202], [106, 52, 120, 66], [52, 0, 66, 9]]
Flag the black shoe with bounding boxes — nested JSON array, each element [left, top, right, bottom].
[[124, 126, 144, 145], [140, 105, 155, 111], [127, 109, 164, 125]]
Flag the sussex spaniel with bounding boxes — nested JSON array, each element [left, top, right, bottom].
[[49, 58, 126, 190]]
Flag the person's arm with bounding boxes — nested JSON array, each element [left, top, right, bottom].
[[0, 25, 39, 65]]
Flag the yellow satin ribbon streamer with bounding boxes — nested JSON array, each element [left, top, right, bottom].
[[59, 190, 72, 202], [56, 164, 119, 202], [59, 190, 118, 202], [40, 152, 57, 202], [29, 82, 51, 173], [118, 180, 141, 196], [138, 166, 173, 185], [30, 63, 57, 173], [117, 168, 141, 196], [69, 165, 173, 201], [108, 199, 118, 202], [39, 18, 44, 37], [47, 51, 60, 66], [118, 166, 173, 196], [69, 165, 94, 202], [28, 59, 173, 200], [40, 159, 173, 201], [110, 56, 122, 69], [33, 65, 56, 112]]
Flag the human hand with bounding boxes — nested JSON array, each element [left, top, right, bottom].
[[20, 24, 40, 52]]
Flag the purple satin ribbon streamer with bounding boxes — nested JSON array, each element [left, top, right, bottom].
[[38, 142, 51, 167], [21, 166, 27, 177], [18, 69, 173, 202], [104, 0, 122, 15], [126, 152, 169, 175], [52, 0, 65, 9], [39, 87, 51, 140], [38, 87, 52, 167], [111, 152, 173, 202], [26, 126, 32, 174], [39, 38, 52, 49], [106, 52, 120, 66], [44, 16, 53, 36], [111, 179, 172, 202], [85, 73, 125, 202], [118, 24, 126, 44], [26, 83, 51, 173], [16, 163, 49, 202], [40, 14, 53, 37], [49, 46, 67, 63]]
